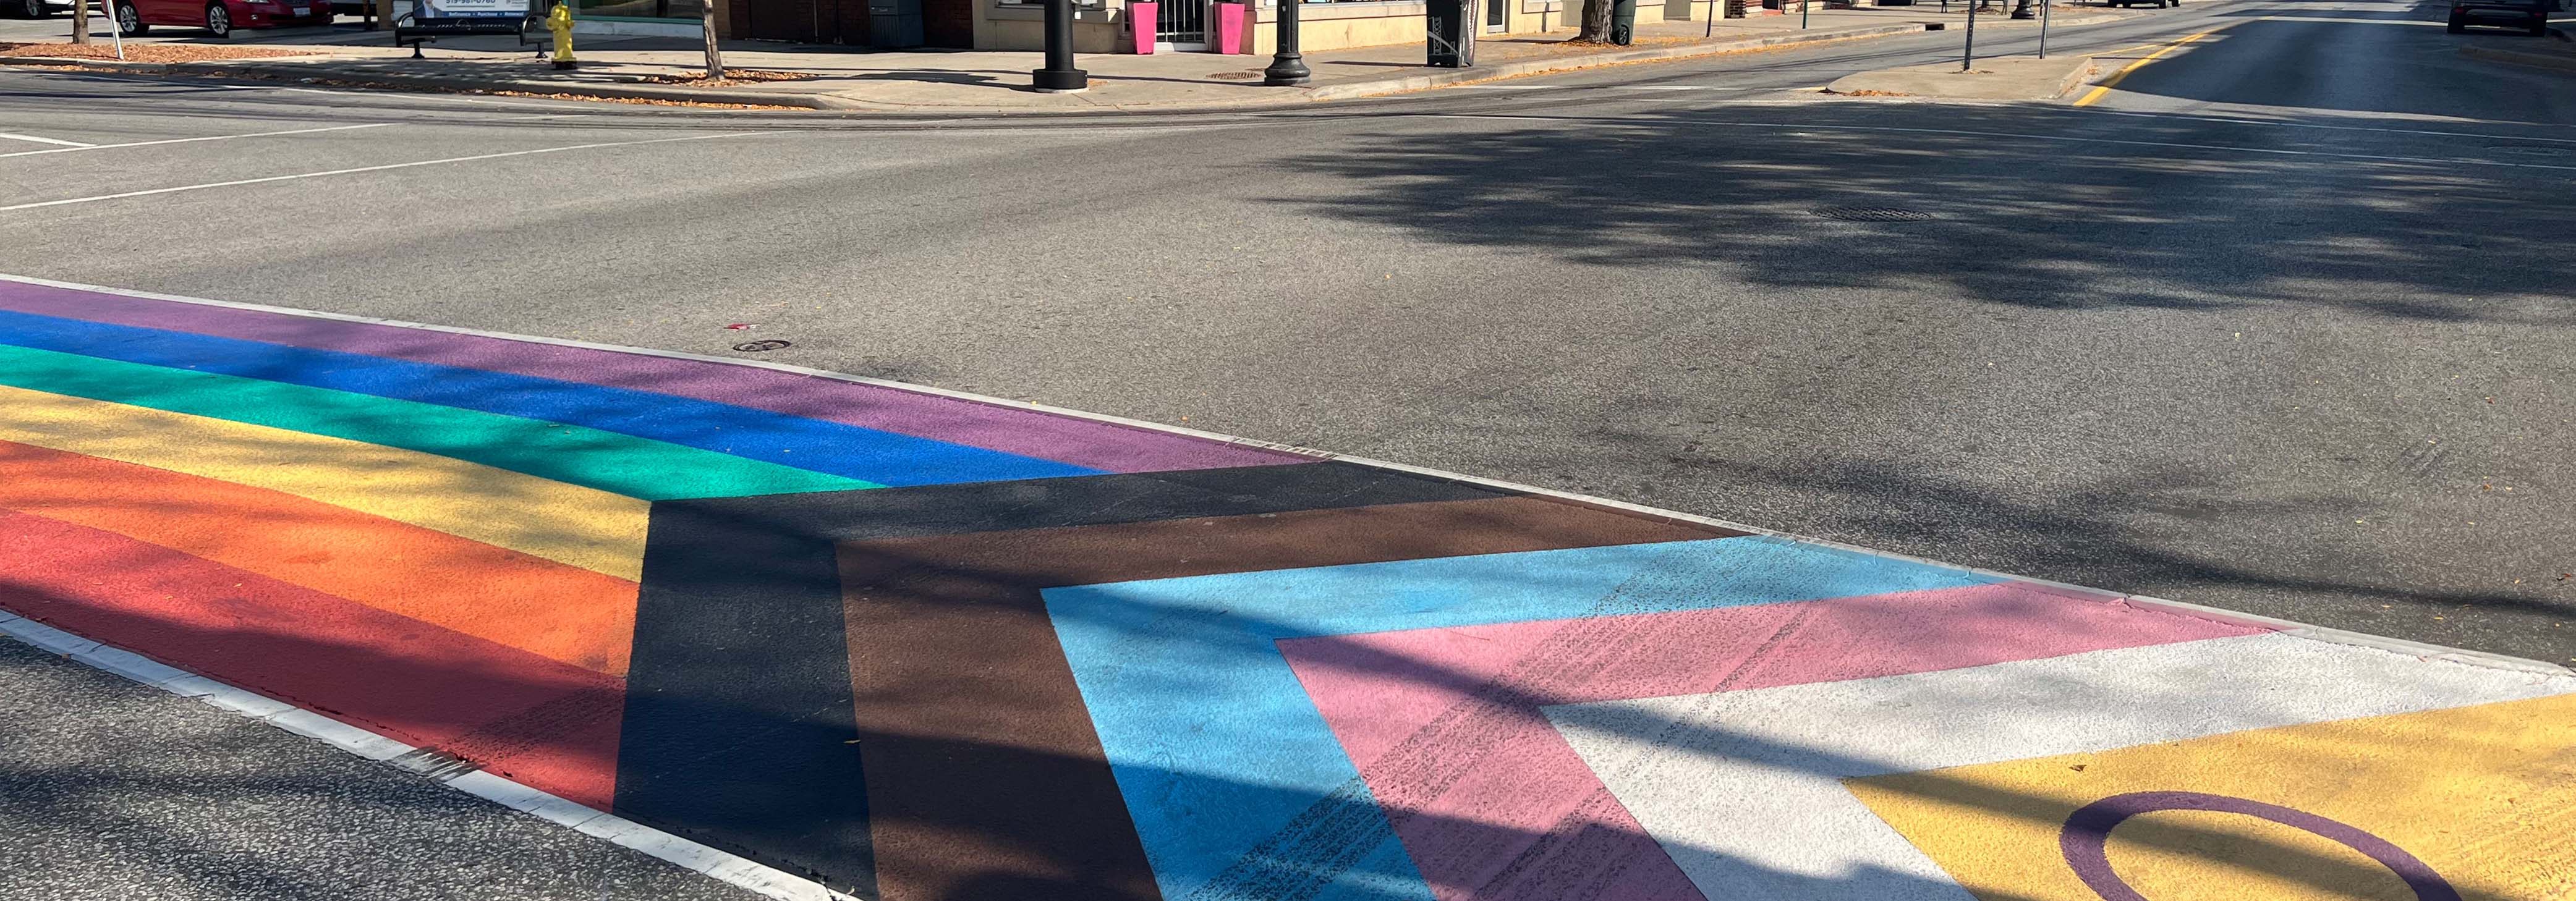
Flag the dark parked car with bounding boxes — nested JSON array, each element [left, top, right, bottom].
[[2449, 0, 2556, 34], [2, 0, 76, 18]]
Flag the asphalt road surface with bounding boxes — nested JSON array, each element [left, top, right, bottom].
[[3, 0, 2572, 896]]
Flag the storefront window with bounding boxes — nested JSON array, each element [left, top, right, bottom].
[[566, 0, 702, 19]]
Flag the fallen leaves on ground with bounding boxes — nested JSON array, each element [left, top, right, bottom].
[[485, 88, 810, 109], [637, 68, 813, 86], [0, 41, 314, 62]]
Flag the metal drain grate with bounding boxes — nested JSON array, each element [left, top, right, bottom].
[[1814, 206, 1935, 222], [1207, 70, 1264, 81]]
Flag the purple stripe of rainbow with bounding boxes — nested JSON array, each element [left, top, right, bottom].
[[0, 279, 1307, 475]]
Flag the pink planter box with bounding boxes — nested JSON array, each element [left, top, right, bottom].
[[1215, 2, 1247, 53], [1131, 1, 1158, 53]]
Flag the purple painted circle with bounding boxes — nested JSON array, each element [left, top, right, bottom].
[[2057, 790, 2460, 901]]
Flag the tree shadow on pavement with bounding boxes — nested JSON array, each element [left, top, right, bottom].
[[1274, 103, 2571, 321], [1259, 99, 2576, 663]]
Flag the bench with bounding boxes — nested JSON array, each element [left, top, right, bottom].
[[392, 1, 543, 58]]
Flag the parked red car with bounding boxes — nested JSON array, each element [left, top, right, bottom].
[[114, 0, 331, 37]]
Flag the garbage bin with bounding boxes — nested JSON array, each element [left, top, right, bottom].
[[1609, 0, 1636, 44], [1427, 0, 1475, 67]]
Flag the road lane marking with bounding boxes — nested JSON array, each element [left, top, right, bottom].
[[0, 131, 762, 212], [0, 132, 95, 148], [0, 122, 397, 160], [2073, 28, 2217, 107]]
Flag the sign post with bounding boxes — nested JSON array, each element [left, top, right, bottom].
[[1961, 0, 1976, 72], [2037, 0, 2051, 58]]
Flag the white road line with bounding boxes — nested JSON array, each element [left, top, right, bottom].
[[0, 132, 95, 148], [0, 131, 763, 212], [1609, 85, 1753, 91], [274, 86, 590, 109], [0, 614, 857, 901], [0, 122, 397, 160]]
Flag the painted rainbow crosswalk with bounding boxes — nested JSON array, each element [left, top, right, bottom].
[[2, 274, 2570, 901]]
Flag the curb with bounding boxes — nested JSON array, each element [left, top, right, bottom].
[[2055, 55, 2099, 96]]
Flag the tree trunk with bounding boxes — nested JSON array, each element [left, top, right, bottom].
[[74, 0, 91, 44], [701, 0, 723, 79], [1575, 0, 1610, 40]]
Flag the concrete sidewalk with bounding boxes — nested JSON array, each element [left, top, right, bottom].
[[1825, 53, 2099, 99], [1, 3, 2133, 111]]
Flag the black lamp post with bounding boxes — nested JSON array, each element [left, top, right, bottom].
[[1264, 0, 1310, 86], [1032, 0, 1089, 92]]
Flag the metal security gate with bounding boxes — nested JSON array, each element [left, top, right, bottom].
[[1157, 0, 1204, 49]]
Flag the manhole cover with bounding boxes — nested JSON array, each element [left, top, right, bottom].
[[733, 339, 793, 352], [1814, 206, 1935, 222], [1208, 70, 1264, 81]]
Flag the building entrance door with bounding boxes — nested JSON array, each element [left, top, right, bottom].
[[1158, 0, 1205, 50]]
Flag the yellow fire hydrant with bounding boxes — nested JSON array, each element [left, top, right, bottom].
[[546, 2, 577, 70]]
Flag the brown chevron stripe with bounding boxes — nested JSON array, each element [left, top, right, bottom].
[[838, 494, 1733, 901]]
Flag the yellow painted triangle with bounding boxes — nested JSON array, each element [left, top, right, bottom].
[[1845, 691, 2576, 900]]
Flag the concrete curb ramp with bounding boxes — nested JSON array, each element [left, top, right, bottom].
[[1824, 53, 2099, 99], [1, 270, 2570, 901]]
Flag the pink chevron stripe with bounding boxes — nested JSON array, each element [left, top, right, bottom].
[[1275, 582, 2265, 901]]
